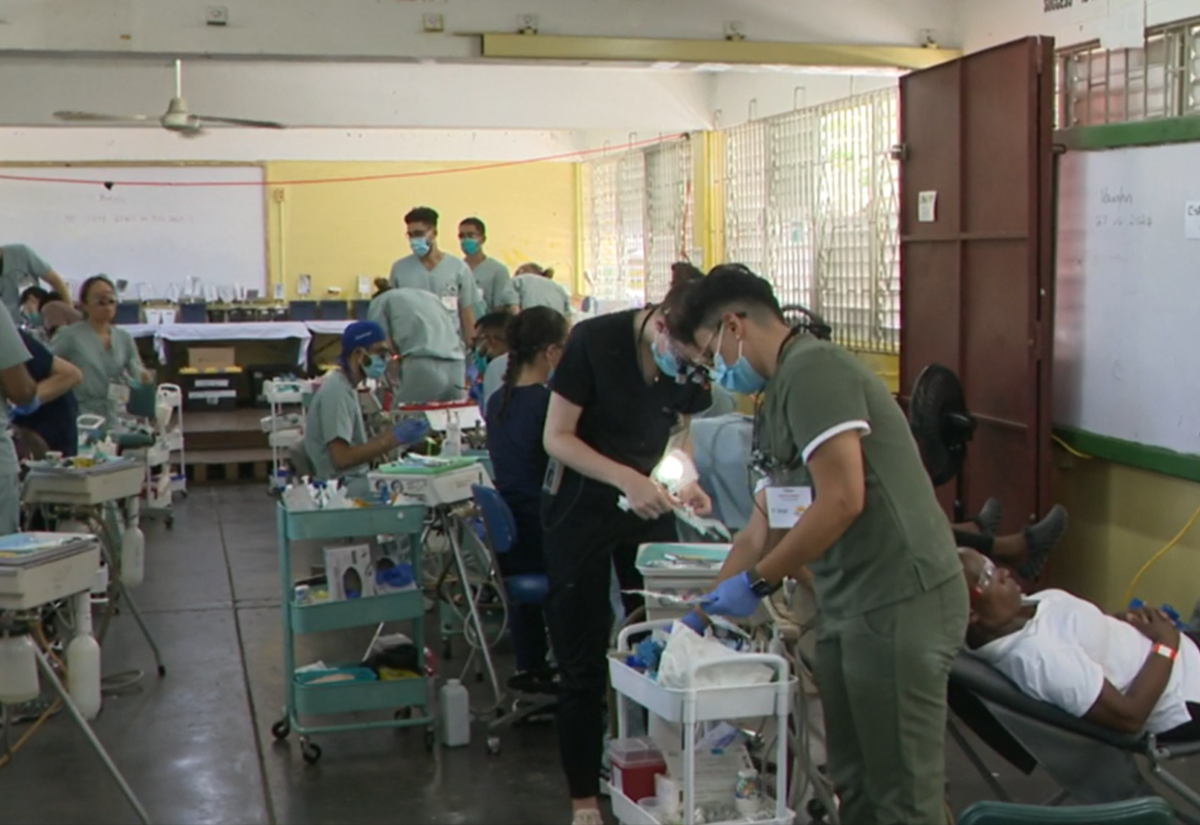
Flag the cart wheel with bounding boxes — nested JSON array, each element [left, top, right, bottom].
[[271, 718, 290, 740], [300, 738, 322, 764], [424, 728, 436, 751], [486, 736, 501, 755], [394, 707, 412, 720]]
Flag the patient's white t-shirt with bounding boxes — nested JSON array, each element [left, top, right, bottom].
[[971, 589, 1200, 734]]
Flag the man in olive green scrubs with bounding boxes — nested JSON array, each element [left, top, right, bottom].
[[668, 265, 967, 825]]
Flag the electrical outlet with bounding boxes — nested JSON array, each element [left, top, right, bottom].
[[517, 13, 538, 34], [723, 20, 745, 40], [422, 13, 444, 33], [205, 5, 228, 26]]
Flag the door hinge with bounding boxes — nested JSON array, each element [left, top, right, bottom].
[[890, 143, 909, 162]]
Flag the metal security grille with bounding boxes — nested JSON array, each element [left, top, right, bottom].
[[723, 88, 900, 352], [581, 137, 693, 304], [1057, 17, 1200, 126]]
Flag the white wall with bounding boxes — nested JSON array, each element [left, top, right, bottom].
[[0, 127, 586, 163], [0, 0, 960, 59], [961, 0, 1200, 53]]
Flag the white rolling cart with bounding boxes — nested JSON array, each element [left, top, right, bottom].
[[609, 620, 796, 825], [156, 384, 187, 497], [264, 378, 309, 492]]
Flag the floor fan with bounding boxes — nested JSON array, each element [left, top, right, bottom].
[[908, 363, 976, 522]]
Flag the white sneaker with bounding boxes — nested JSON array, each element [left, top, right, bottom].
[[571, 808, 604, 825]]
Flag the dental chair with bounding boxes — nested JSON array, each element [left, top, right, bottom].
[[957, 796, 1175, 825], [470, 484, 557, 743], [949, 654, 1200, 824]]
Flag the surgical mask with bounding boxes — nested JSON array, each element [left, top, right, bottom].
[[410, 236, 431, 257], [363, 354, 388, 379], [23, 311, 41, 327], [460, 238, 481, 256], [712, 327, 767, 395], [651, 339, 679, 378]]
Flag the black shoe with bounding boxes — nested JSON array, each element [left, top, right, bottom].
[[1019, 504, 1068, 580], [974, 497, 1003, 536], [507, 670, 560, 696]]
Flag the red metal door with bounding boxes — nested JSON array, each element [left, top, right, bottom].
[[898, 36, 1056, 533]]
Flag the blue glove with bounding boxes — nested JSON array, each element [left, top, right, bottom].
[[393, 417, 431, 446], [701, 572, 763, 618], [9, 396, 42, 419], [679, 611, 707, 634]]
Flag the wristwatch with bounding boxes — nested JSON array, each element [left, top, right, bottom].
[[748, 566, 781, 598]]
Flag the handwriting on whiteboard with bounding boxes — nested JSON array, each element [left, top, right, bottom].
[[1093, 187, 1153, 229], [63, 214, 196, 225]]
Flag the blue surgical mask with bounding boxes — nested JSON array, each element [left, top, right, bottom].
[[460, 238, 481, 257], [712, 327, 766, 395], [410, 236, 431, 257], [652, 339, 679, 378], [23, 311, 41, 327], [364, 354, 388, 379]]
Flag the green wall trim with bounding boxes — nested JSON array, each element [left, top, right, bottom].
[[1054, 427, 1200, 484], [1057, 117, 1200, 151]]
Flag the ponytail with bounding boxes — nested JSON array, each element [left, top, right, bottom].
[[497, 306, 569, 419]]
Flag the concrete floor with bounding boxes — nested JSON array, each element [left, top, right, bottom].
[[1, 485, 1193, 824]]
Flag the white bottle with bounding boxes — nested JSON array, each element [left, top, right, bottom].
[[120, 520, 145, 588], [439, 678, 471, 747], [442, 412, 462, 458], [66, 634, 102, 720], [0, 635, 40, 705]]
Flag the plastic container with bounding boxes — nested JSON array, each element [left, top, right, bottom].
[[66, 634, 102, 720], [441, 412, 463, 458], [120, 521, 145, 588], [609, 737, 667, 804], [0, 635, 40, 704], [439, 678, 471, 747]]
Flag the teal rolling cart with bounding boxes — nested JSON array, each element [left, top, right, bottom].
[[270, 501, 433, 763]]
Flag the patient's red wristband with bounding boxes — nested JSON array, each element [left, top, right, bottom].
[[1153, 643, 1178, 662]]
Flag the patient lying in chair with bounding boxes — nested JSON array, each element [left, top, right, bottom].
[[960, 548, 1200, 739]]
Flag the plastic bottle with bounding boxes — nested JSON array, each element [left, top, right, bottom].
[[66, 634, 102, 720], [442, 412, 462, 458], [120, 519, 145, 588], [0, 635, 40, 705], [439, 678, 471, 747]]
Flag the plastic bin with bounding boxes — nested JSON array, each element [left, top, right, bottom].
[[635, 542, 730, 621], [609, 738, 667, 804]]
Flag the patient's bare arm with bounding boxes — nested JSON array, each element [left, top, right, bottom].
[[1085, 607, 1180, 734]]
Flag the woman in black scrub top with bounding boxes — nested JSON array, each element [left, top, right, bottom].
[[542, 296, 712, 825]]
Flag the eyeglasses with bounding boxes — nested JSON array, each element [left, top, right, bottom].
[[90, 297, 117, 307]]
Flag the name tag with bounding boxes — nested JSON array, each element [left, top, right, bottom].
[[766, 486, 812, 530], [441, 295, 459, 313]]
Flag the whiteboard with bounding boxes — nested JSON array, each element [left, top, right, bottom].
[[1053, 143, 1200, 455], [0, 165, 266, 300]]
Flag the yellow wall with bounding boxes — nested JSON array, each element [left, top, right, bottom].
[[264, 161, 577, 300]]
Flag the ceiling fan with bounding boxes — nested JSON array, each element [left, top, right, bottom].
[[53, 59, 285, 136]]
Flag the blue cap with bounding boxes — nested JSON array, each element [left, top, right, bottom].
[[341, 320, 386, 356]]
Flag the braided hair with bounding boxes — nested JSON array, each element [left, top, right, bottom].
[[497, 306, 568, 419]]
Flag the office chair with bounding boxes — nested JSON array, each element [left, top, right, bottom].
[[318, 300, 348, 321], [115, 301, 141, 325], [288, 300, 317, 322], [352, 300, 371, 321]]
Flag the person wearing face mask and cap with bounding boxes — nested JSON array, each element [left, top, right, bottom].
[[666, 264, 967, 825], [540, 276, 713, 825], [303, 320, 430, 498], [389, 206, 479, 344], [368, 286, 468, 406], [459, 217, 517, 318]]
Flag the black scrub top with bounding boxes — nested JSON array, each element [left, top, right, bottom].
[[13, 330, 78, 456], [549, 309, 710, 481]]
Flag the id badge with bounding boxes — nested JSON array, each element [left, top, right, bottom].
[[440, 294, 459, 313], [766, 485, 812, 530]]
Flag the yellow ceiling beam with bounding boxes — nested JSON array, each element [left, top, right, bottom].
[[475, 33, 960, 71]]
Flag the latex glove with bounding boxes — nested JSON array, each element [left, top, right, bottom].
[[393, 417, 431, 446], [620, 473, 677, 520], [676, 481, 713, 517], [679, 610, 708, 635], [9, 395, 42, 418], [701, 572, 762, 618]]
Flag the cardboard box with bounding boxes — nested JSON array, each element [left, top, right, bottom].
[[188, 347, 236, 370]]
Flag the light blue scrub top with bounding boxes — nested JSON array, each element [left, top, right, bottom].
[[470, 258, 517, 316], [52, 322, 144, 421], [368, 288, 464, 361], [480, 352, 508, 414], [513, 274, 571, 316], [389, 253, 478, 323], [0, 244, 53, 322], [0, 309, 31, 532], [303, 368, 370, 495]]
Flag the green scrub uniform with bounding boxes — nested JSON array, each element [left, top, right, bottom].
[[368, 288, 467, 405], [469, 257, 517, 317], [0, 309, 31, 532], [389, 253, 477, 332], [512, 273, 571, 316], [0, 244, 53, 323], [756, 333, 967, 825], [51, 322, 145, 423], [303, 369, 370, 497]]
